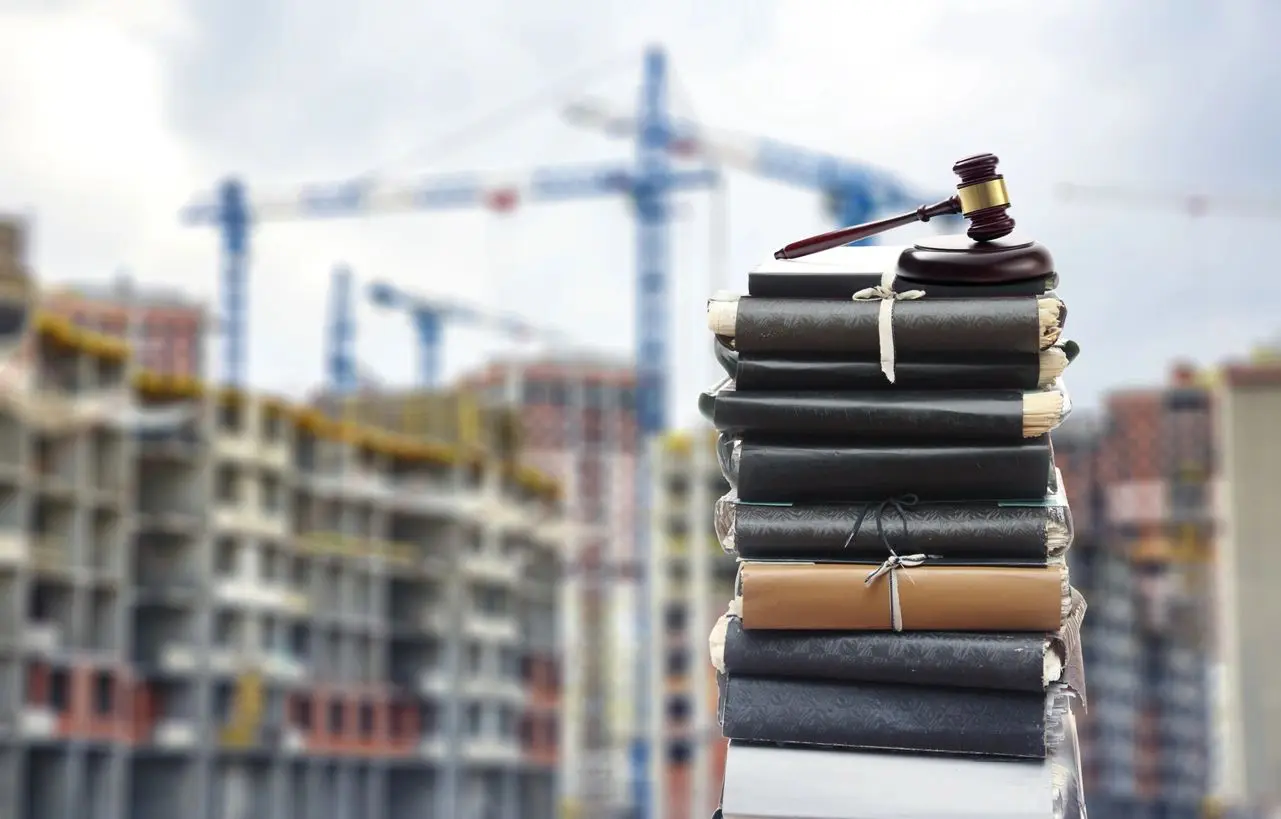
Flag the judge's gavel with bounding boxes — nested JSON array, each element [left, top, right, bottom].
[[774, 153, 1016, 260]]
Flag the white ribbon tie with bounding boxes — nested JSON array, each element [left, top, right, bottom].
[[864, 551, 929, 632], [851, 268, 923, 383]]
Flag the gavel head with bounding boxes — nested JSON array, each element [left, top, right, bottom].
[[952, 153, 1016, 242]]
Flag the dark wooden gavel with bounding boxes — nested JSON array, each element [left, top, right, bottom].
[[774, 153, 1016, 260]]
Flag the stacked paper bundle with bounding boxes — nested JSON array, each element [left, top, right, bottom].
[[702, 245, 1088, 819]]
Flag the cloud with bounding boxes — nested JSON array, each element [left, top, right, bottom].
[[0, 4, 197, 272], [1, 0, 1279, 414]]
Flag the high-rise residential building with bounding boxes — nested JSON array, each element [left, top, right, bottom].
[[459, 355, 640, 819], [2, 308, 567, 819], [41, 277, 207, 379], [1054, 354, 1281, 819], [1209, 359, 1281, 813], [648, 429, 736, 819]]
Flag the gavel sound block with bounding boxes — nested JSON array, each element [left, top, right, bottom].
[[774, 153, 1055, 286]]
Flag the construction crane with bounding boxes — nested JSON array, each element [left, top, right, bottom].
[[365, 278, 570, 387], [563, 99, 957, 235], [326, 265, 359, 394], [182, 48, 709, 819], [181, 45, 938, 819]]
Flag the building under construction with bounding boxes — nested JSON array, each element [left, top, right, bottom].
[[0, 286, 569, 819], [460, 356, 639, 819], [647, 429, 748, 819], [1055, 356, 1281, 819]]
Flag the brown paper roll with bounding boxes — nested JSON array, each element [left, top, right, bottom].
[[738, 562, 1064, 632]]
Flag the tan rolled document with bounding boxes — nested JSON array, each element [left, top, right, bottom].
[[737, 561, 1067, 632]]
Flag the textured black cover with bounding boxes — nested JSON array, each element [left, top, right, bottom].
[[748, 270, 1057, 299], [714, 337, 1081, 392], [733, 297, 1051, 355], [726, 497, 1059, 560], [718, 675, 1051, 758], [720, 618, 1051, 692], [725, 435, 1054, 503], [699, 386, 1025, 440]]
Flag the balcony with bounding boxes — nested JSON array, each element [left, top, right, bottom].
[[19, 706, 56, 738], [263, 653, 307, 681], [464, 616, 520, 645], [306, 470, 392, 503], [30, 535, 71, 575], [296, 532, 382, 561], [390, 477, 459, 514], [152, 719, 199, 748], [23, 622, 61, 653], [462, 736, 522, 765], [532, 516, 573, 545], [0, 529, 27, 565], [258, 437, 290, 471], [213, 433, 259, 463], [214, 577, 310, 612], [463, 675, 526, 702], [417, 735, 446, 758], [214, 504, 288, 539], [461, 552, 519, 584], [27, 387, 129, 433], [481, 497, 531, 532], [416, 669, 451, 695]]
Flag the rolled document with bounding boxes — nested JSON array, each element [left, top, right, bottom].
[[708, 294, 1065, 354], [734, 560, 1071, 632], [718, 434, 1056, 504], [714, 474, 1074, 561], [709, 614, 1069, 692], [700, 379, 1071, 440], [718, 677, 1074, 758], [713, 336, 1079, 392]]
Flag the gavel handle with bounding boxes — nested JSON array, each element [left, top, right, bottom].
[[774, 197, 962, 260]]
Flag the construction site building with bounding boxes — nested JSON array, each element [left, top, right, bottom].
[[1054, 354, 1281, 819], [0, 310, 567, 819], [459, 356, 638, 819], [648, 429, 739, 819], [1208, 360, 1281, 813], [41, 278, 207, 379]]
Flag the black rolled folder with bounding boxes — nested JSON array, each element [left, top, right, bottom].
[[715, 482, 1073, 562], [717, 675, 1072, 759], [718, 433, 1055, 504], [724, 295, 1061, 356], [712, 336, 1079, 392], [711, 616, 1062, 693], [699, 380, 1068, 441]]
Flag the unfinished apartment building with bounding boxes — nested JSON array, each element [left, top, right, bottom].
[[0, 311, 566, 819], [648, 429, 736, 819]]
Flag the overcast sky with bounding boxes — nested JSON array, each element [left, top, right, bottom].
[[2, 0, 1279, 423]]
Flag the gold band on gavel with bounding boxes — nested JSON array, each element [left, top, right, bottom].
[[956, 177, 1010, 215]]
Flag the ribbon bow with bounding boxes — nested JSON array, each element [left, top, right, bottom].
[[844, 495, 935, 632], [843, 494, 920, 553], [851, 284, 924, 383], [864, 551, 930, 632]]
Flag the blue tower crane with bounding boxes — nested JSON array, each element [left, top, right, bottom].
[[563, 98, 959, 236], [181, 46, 715, 819], [181, 45, 945, 819], [365, 278, 568, 387], [326, 265, 358, 395]]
